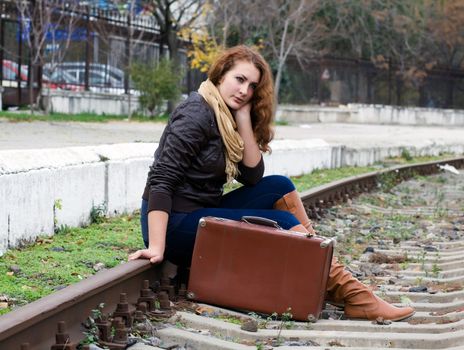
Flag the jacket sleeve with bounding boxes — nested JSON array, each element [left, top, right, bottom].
[[236, 155, 264, 186], [146, 101, 212, 214]]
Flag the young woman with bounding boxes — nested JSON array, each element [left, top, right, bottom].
[[129, 45, 414, 321]]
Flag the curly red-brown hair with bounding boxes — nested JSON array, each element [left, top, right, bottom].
[[208, 45, 275, 153]]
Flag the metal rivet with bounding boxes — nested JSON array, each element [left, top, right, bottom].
[[199, 218, 206, 227]]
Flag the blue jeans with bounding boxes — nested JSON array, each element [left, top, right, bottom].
[[140, 175, 300, 266]]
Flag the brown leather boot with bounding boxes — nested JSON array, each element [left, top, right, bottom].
[[274, 190, 316, 234], [289, 224, 309, 233], [327, 259, 415, 321]]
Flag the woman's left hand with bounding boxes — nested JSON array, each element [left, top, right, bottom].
[[234, 102, 252, 126]]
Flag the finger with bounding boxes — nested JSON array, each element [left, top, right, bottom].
[[128, 250, 142, 261]]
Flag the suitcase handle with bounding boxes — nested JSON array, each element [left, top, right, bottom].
[[241, 216, 282, 229]]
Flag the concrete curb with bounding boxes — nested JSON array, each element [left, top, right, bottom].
[[1, 138, 463, 255]]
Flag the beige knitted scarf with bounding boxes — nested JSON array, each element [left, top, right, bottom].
[[198, 79, 244, 182]]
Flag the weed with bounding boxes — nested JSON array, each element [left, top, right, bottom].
[[377, 171, 400, 192], [275, 308, 294, 344], [401, 148, 413, 161], [215, 315, 243, 325], [431, 263, 441, 278], [400, 296, 413, 305], [53, 199, 63, 233], [175, 321, 187, 328], [80, 303, 105, 346], [418, 251, 427, 272], [98, 154, 109, 162], [400, 260, 410, 270], [435, 176, 447, 184], [90, 203, 107, 224], [55, 224, 72, 235]]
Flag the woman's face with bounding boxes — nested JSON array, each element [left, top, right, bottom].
[[217, 60, 260, 111]]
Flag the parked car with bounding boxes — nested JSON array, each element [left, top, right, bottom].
[[52, 62, 125, 89], [2, 59, 84, 107], [42, 66, 84, 92], [2, 59, 28, 84]]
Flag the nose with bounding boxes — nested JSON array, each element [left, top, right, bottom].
[[239, 84, 248, 96]]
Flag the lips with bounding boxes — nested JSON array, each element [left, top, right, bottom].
[[233, 96, 244, 104]]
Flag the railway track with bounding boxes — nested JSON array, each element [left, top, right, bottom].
[[1, 157, 463, 350]]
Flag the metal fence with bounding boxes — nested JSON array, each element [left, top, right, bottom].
[[0, 0, 183, 107], [2, 1, 463, 110], [284, 56, 464, 109]]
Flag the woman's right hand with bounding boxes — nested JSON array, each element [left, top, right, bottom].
[[128, 246, 164, 264], [129, 210, 168, 264]]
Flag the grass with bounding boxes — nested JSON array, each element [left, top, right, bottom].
[[291, 166, 377, 192], [0, 213, 142, 315], [0, 153, 459, 315], [0, 111, 169, 123]]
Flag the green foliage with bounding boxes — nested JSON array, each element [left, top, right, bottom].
[[431, 263, 441, 277], [0, 111, 129, 122], [401, 148, 413, 161], [0, 214, 142, 315], [377, 170, 401, 192], [131, 59, 182, 116], [0, 154, 455, 316], [215, 315, 243, 325], [90, 203, 107, 224], [291, 166, 377, 193], [80, 303, 105, 346]]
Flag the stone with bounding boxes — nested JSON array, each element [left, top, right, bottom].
[[9, 265, 21, 274], [93, 262, 106, 271], [51, 246, 65, 252], [423, 245, 438, 252], [240, 319, 258, 332], [373, 316, 392, 325]]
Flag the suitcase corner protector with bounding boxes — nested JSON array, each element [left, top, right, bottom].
[[320, 238, 334, 248]]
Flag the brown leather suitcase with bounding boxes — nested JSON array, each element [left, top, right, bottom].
[[187, 216, 334, 321]]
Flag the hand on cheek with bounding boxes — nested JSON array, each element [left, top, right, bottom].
[[234, 102, 252, 126]]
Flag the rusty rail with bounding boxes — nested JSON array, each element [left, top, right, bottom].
[[1, 156, 463, 349], [301, 157, 464, 219]]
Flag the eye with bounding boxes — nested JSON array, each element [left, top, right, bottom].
[[250, 83, 257, 90], [236, 76, 244, 83]]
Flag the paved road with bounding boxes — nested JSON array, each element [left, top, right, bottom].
[[1, 118, 463, 150]]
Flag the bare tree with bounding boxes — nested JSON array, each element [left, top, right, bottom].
[[15, 0, 79, 113], [254, 0, 325, 101], [370, 1, 432, 104], [425, 0, 464, 106], [202, 0, 326, 102], [150, 0, 205, 65]]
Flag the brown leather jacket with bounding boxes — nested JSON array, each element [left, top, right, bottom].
[[142, 92, 264, 214]]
